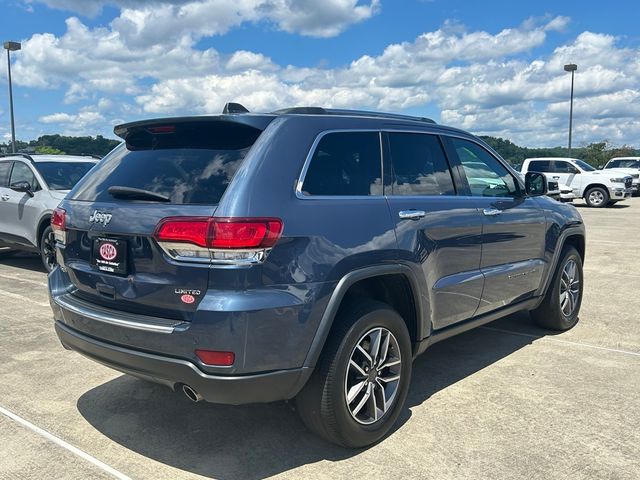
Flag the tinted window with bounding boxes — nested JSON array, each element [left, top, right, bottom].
[[451, 138, 518, 197], [387, 133, 455, 196], [70, 122, 262, 204], [9, 162, 40, 191], [35, 162, 96, 190], [605, 160, 621, 168], [615, 159, 640, 168], [529, 160, 551, 172], [302, 132, 382, 196], [0, 162, 11, 187], [574, 160, 595, 172], [554, 161, 579, 173]]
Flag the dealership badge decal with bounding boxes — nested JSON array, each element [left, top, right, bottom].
[[99, 242, 118, 261]]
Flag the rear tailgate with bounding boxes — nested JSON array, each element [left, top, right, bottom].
[[56, 117, 270, 321]]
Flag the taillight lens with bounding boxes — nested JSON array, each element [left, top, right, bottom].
[[51, 208, 66, 231], [195, 349, 235, 366], [154, 217, 283, 264]]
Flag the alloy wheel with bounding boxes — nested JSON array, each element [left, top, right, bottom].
[[344, 327, 402, 425], [560, 259, 580, 317]]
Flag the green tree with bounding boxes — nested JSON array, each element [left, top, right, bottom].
[[35, 146, 66, 155]]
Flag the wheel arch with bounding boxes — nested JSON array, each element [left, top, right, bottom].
[[537, 227, 586, 300], [583, 183, 610, 197], [302, 265, 424, 370], [36, 213, 52, 248]]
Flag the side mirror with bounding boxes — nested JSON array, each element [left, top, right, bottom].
[[10, 181, 34, 197], [525, 172, 547, 197]]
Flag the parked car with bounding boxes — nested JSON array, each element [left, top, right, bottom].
[[602, 157, 640, 196], [49, 105, 586, 447], [521, 157, 633, 207], [0, 153, 99, 270]]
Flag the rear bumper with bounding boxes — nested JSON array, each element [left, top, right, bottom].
[[55, 321, 310, 405]]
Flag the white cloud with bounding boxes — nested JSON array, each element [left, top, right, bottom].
[[25, 0, 380, 39], [13, 8, 640, 147]]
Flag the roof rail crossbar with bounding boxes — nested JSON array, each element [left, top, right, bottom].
[[0, 153, 34, 162]]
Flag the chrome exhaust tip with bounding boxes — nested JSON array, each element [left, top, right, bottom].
[[182, 384, 203, 402]]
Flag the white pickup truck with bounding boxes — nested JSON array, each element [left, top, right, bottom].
[[521, 157, 633, 207], [602, 157, 640, 196]]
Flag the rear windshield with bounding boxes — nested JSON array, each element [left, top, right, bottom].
[[69, 122, 261, 204], [36, 162, 96, 190]]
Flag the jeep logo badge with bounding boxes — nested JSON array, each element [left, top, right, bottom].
[[89, 210, 112, 227]]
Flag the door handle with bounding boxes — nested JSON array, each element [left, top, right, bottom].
[[552, 176, 560, 179], [399, 209, 426, 220], [1, 195, 9, 201], [483, 208, 502, 217]]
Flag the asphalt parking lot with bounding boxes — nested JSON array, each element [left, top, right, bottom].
[[1, 198, 639, 480]]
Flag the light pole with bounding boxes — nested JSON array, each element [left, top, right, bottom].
[[4, 41, 21, 153], [564, 63, 577, 157]]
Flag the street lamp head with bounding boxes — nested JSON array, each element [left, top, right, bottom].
[[3, 41, 22, 51], [564, 63, 577, 72]]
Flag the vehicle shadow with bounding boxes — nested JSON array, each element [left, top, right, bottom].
[[77, 311, 541, 480], [573, 203, 631, 209], [1, 252, 47, 273]]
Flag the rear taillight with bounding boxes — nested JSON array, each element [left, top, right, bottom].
[[51, 208, 67, 244], [154, 217, 283, 265], [51, 208, 66, 231]]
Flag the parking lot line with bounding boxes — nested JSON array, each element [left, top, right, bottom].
[[0, 272, 48, 287], [0, 404, 131, 480], [481, 326, 640, 357], [0, 287, 50, 307]]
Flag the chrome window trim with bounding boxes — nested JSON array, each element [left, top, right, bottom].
[[295, 129, 384, 200]]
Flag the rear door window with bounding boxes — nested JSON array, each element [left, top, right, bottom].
[[70, 121, 262, 204], [386, 132, 455, 196], [529, 160, 551, 172], [301, 132, 382, 196], [0, 162, 11, 187]]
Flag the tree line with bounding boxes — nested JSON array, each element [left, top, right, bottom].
[[1, 134, 638, 167]]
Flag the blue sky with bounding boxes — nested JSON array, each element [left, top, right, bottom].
[[1, 0, 639, 147]]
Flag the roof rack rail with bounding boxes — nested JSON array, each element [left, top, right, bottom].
[[80, 153, 102, 159], [0, 152, 34, 162], [273, 107, 328, 115], [271, 106, 436, 124], [325, 108, 436, 124]]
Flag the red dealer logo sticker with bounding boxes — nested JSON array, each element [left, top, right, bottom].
[[99, 243, 117, 261], [181, 294, 195, 304]]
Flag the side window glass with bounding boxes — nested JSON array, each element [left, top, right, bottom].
[[301, 132, 382, 196], [554, 161, 578, 174], [0, 162, 11, 187], [451, 138, 519, 198], [387, 133, 455, 196], [9, 162, 40, 191], [607, 161, 620, 168], [530, 160, 550, 172]]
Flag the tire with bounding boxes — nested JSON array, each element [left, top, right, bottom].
[[296, 300, 412, 448], [40, 226, 57, 272], [584, 186, 609, 208], [531, 246, 583, 331]]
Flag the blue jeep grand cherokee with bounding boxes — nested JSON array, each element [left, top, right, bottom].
[[49, 105, 585, 447]]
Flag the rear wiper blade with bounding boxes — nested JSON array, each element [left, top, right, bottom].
[[107, 186, 170, 202]]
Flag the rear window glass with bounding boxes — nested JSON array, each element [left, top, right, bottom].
[[36, 162, 96, 190], [70, 122, 261, 204], [301, 132, 382, 196]]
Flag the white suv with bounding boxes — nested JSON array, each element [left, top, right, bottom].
[[602, 157, 640, 196], [0, 153, 98, 270], [521, 157, 633, 208]]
